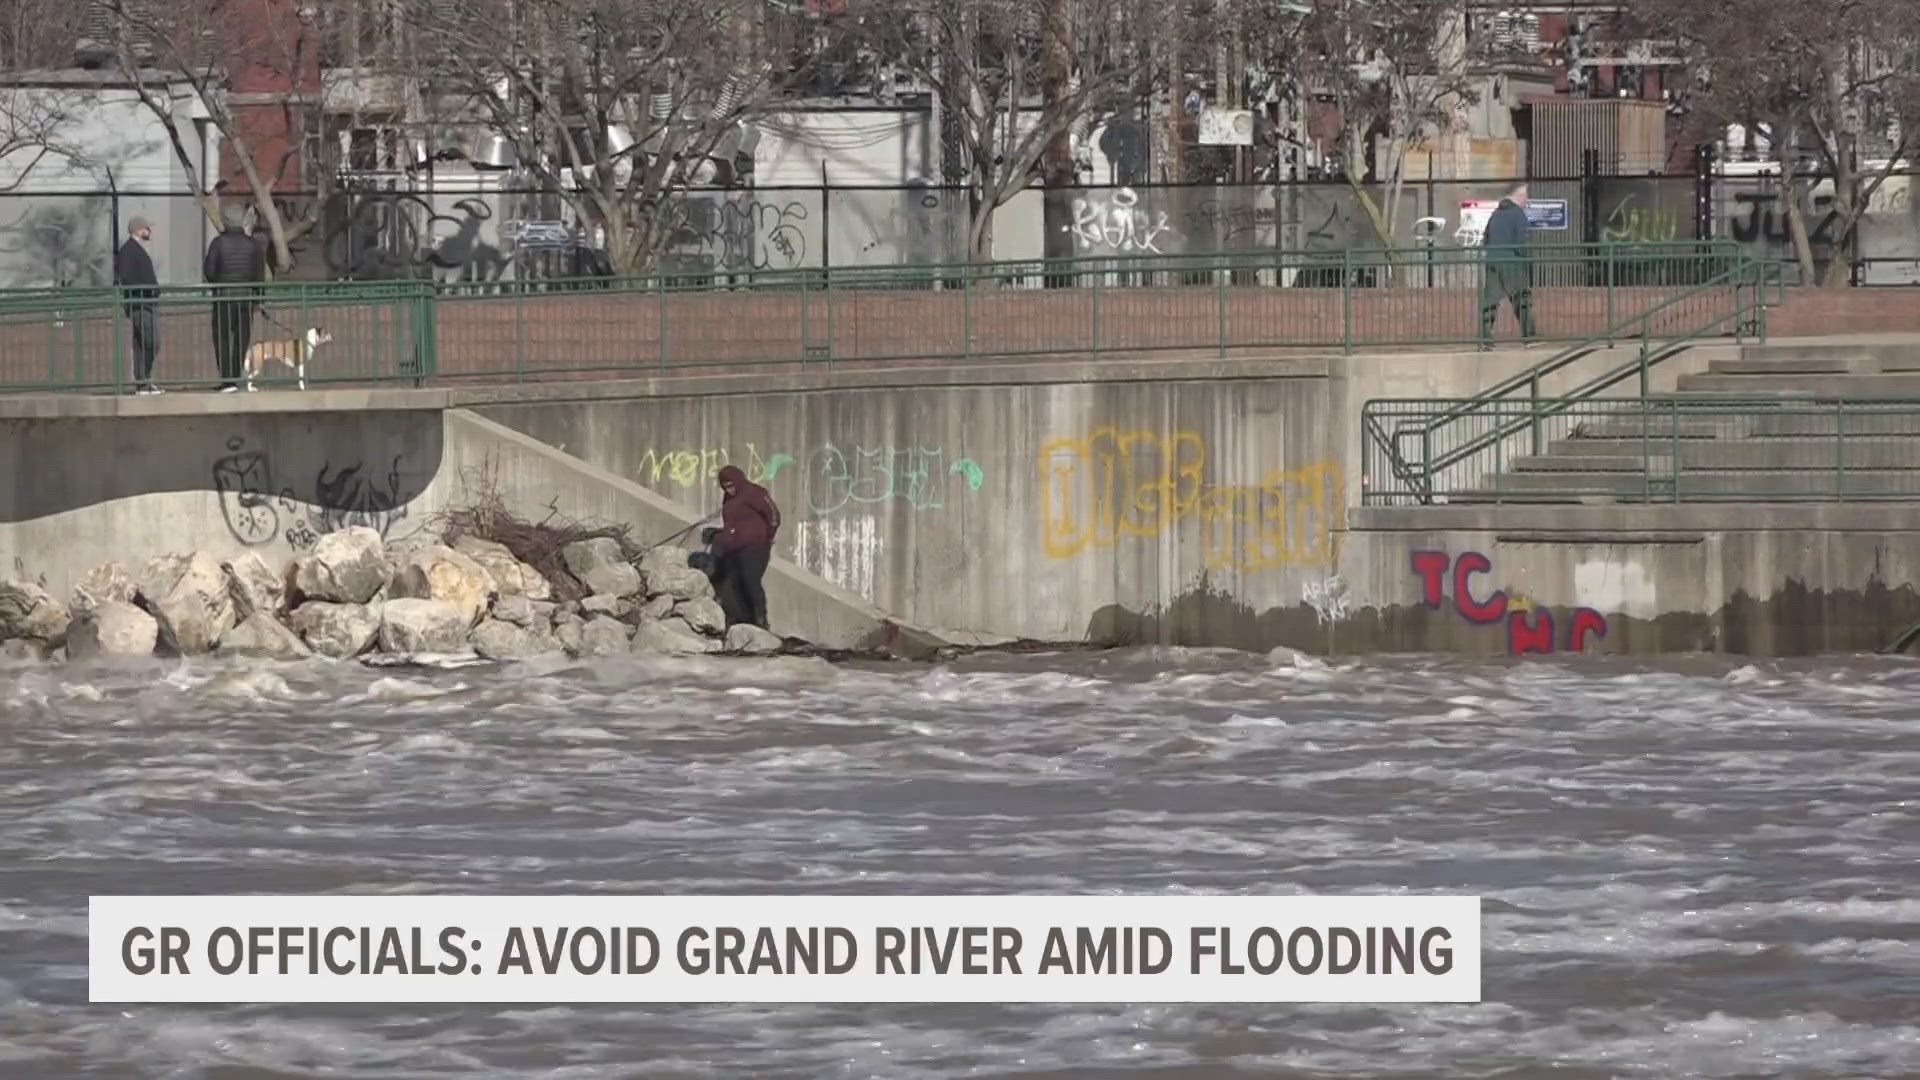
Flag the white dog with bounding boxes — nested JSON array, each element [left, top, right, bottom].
[[243, 326, 332, 392]]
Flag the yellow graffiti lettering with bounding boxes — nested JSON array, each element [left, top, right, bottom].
[[635, 444, 776, 487], [1039, 429, 1343, 571]]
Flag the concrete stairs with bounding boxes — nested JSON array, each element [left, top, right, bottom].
[[1447, 339, 1920, 503]]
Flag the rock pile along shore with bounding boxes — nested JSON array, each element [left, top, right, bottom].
[[0, 527, 788, 664]]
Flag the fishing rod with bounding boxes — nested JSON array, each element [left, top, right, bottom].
[[642, 513, 718, 553]]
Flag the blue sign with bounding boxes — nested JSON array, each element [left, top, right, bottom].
[[1527, 200, 1569, 230]]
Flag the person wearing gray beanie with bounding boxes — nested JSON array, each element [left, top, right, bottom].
[[115, 215, 162, 394], [203, 202, 265, 391]]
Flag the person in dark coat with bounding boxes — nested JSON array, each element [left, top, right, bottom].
[[115, 215, 163, 395], [203, 203, 266, 392], [1479, 182, 1537, 347], [713, 464, 780, 630]]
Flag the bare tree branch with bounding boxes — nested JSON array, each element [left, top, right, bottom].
[[403, 0, 787, 274], [842, 0, 1158, 260], [1630, 0, 1920, 286]]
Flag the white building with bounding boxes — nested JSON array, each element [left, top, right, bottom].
[[0, 68, 215, 287]]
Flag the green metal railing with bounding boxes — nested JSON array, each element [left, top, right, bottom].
[[428, 240, 1748, 381], [1361, 395, 1920, 504], [0, 241, 1747, 391], [1361, 254, 1777, 504], [0, 280, 437, 393]]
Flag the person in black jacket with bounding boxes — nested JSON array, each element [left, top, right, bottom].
[[203, 203, 266, 392], [115, 216, 163, 395], [1479, 183, 1537, 348]]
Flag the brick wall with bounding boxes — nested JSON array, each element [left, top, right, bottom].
[[1768, 288, 1920, 336]]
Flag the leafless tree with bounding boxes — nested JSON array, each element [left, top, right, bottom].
[[0, 88, 85, 190], [844, 0, 1158, 260], [85, 0, 346, 274], [0, 0, 91, 189], [403, 0, 782, 274], [1632, 0, 1920, 286], [1290, 0, 1480, 253]]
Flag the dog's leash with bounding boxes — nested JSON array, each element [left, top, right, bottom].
[[254, 303, 294, 335]]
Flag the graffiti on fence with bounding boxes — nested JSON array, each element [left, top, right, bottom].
[[1185, 199, 1275, 249], [325, 192, 517, 282], [1727, 191, 1840, 247], [859, 188, 960, 262], [1037, 428, 1343, 572], [1601, 194, 1683, 243], [212, 435, 421, 551], [636, 442, 984, 515], [1064, 188, 1177, 255], [1409, 549, 1609, 655], [665, 195, 812, 271]]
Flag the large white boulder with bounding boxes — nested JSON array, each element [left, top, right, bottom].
[[562, 537, 642, 598], [138, 553, 235, 655], [66, 600, 158, 660], [453, 537, 552, 600], [389, 545, 498, 627], [378, 598, 471, 654], [222, 552, 286, 622], [642, 565, 714, 603], [633, 617, 715, 656], [0, 579, 69, 646], [470, 619, 559, 661], [70, 562, 137, 619], [217, 613, 314, 660], [724, 624, 784, 656], [575, 616, 632, 657], [292, 527, 389, 604], [290, 601, 381, 659]]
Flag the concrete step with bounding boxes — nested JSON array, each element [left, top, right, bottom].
[[1748, 412, 1920, 437], [1540, 438, 1920, 471], [1676, 372, 1920, 394], [1711, 354, 1877, 375], [1740, 341, 1920, 373], [1481, 469, 1920, 500], [1512, 454, 1671, 472], [1565, 418, 1747, 440]]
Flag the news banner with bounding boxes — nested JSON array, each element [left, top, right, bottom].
[[90, 895, 1479, 1003]]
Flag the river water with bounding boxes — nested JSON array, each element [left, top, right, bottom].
[[2, 648, 1916, 1079]]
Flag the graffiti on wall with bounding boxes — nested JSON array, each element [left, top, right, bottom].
[[212, 436, 421, 552], [636, 441, 985, 516], [664, 196, 811, 272], [1410, 549, 1608, 655], [1302, 573, 1353, 625], [1038, 428, 1343, 573], [1064, 188, 1177, 255]]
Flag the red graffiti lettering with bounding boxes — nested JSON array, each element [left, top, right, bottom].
[[1410, 550, 1450, 609], [1453, 552, 1507, 624], [1508, 610, 1555, 655], [1410, 549, 1613, 655], [1570, 608, 1608, 652]]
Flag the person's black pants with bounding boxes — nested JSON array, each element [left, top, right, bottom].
[[126, 305, 158, 385], [717, 546, 772, 630], [1479, 265, 1536, 343], [211, 301, 253, 388]]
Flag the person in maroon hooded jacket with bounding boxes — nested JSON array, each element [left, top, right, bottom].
[[713, 465, 780, 630]]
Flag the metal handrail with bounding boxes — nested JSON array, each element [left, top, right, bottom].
[[1374, 255, 1767, 502]]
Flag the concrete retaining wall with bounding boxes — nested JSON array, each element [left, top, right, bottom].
[[8, 337, 1915, 657], [0, 407, 451, 601]]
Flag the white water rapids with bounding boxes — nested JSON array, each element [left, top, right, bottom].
[[2, 648, 1916, 1078]]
